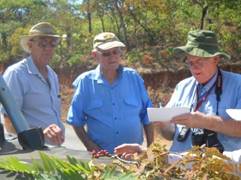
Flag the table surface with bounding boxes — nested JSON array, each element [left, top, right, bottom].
[[0, 139, 91, 160]]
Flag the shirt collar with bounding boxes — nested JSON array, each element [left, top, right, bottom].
[[26, 56, 49, 82], [94, 65, 104, 83], [197, 70, 218, 93], [94, 65, 123, 84], [26, 56, 41, 75]]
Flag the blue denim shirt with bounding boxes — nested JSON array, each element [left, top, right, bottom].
[[2, 56, 64, 132], [67, 65, 152, 153], [166, 70, 241, 152]]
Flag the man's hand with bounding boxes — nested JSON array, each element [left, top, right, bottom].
[[152, 121, 171, 128], [114, 143, 143, 159], [73, 126, 101, 152], [43, 124, 64, 145], [152, 121, 175, 140], [85, 141, 102, 152], [171, 111, 209, 128]]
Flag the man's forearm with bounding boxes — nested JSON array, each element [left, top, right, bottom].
[[208, 115, 241, 137], [144, 124, 154, 146], [160, 127, 175, 140], [73, 126, 100, 151], [2, 114, 16, 134], [159, 122, 175, 140]]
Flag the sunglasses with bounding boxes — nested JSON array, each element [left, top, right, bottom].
[[98, 49, 121, 57], [30, 38, 59, 49]]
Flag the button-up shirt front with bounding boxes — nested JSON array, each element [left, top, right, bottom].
[[67, 65, 152, 153], [2, 56, 64, 131], [167, 70, 241, 152]]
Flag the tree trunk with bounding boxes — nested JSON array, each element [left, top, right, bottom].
[[128, 8, 156, 45], [87, 12, 92, 33], [110, 7, 120, 34], [87, 0, 92, 33], [113, 0, 129, 49], [99, 15, 105, 32], [200, 5, 208, 29]]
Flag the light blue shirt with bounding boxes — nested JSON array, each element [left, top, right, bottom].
[[2, 56, 64, 132], [67, 65, 152, 153], [167, 69, 241, 152]]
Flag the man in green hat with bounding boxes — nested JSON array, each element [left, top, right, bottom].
[[114, 30, 241, 160]]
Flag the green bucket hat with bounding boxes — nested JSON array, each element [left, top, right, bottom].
[[173, 30, 230, 60]]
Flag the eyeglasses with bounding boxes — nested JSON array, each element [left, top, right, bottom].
[[185, 58, 212, 68], [98, 49, 121, 57], [185, 56, 216, 68], [30, 38, 59, 49], [186, 60, 205, 68]]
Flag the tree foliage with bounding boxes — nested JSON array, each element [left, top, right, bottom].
[[0, 0, 240, 67]]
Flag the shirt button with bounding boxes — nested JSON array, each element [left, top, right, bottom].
[[116, 131, 119, 134], [112, 102, 115, 106], [114, 117, 117, 120]]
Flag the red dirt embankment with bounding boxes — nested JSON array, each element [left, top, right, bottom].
[[59, 62, 241, 121], [58, 62, 241, 90]]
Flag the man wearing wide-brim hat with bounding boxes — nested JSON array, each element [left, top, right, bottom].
[[164, 29, 241, 153], [2, 22, 65, 145], [115, 30, 241, 162]]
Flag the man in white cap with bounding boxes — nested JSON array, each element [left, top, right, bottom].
[[67, 32, 153, 153], [2, 22, 64, 145]]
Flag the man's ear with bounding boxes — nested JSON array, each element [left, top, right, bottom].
[[214, 56, 221, 64], [91, 50, 97, 58], [27, 41, 33, 50]]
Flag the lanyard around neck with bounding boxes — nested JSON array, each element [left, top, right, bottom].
[[193, 69, 222, 114], [194, 82, 216, 112]]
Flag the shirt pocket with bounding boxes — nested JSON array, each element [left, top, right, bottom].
[[206, 94, 229, 119], [218, 105, 230, 120], [124, 97, 139, 107], [86, 99, 103, 111], [123, 97, 141, 116]]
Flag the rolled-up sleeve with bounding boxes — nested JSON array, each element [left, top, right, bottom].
[[2, 69, 25, 112], [137, 74, 152, 125]]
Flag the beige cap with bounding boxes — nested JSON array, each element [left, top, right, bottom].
[[93, 32, 125, 50]]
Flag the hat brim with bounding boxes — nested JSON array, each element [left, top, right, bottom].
[[173, 46, 230, 60], [20, 34, 60, 53], [96, 41, 125, 51]]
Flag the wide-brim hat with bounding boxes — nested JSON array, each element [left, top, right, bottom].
[[173, 30, 230, 60], [93, 32, 125, 51], [20, 22, 60, 53]]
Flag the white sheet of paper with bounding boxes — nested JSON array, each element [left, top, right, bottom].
[[147, 107, 189, 122], [226, 109, 241, 121]]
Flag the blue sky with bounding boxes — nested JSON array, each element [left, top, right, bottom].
[[68, 0, 83, 5]]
